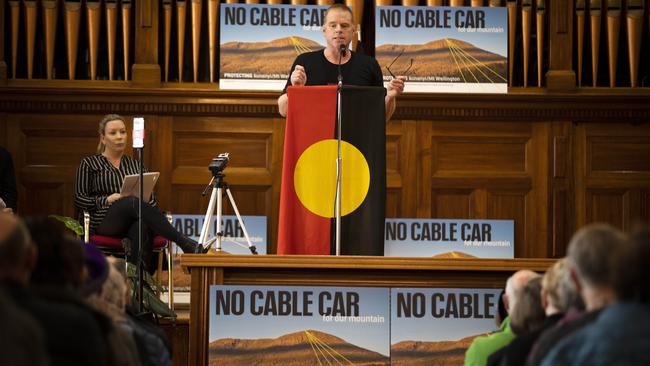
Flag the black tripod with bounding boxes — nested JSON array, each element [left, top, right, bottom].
[[199, 171, 257, 254]]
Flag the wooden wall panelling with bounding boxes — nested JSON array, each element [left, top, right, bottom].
[[432, 188, 474, 219], [399, 121, 419, 217], [416, 121, 433, 218], [641, 189, 650, 222], [7, 114, 99, 216], [528, 122, 549, 257], [574, 121, 587, 228], [170, 116, 281, 252], [144, 115, 172, 208], [425, 120, 549, 257], [575, 122, 650, 231], [268, 116, 285, 255], [386, 123, 401, 218], [549, 121, 573, 257], [586, 188, 629, 229], [160, 319, 189, 366], [486, 189, 527, 255], [386, 119, 418, 218]]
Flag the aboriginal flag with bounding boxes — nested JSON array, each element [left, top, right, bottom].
[[277, 85, 386, 255]]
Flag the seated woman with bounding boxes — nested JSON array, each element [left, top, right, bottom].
[[74, 114, 206, 271]]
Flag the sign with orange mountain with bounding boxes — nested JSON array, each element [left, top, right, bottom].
[[391, 288, 503, 365], [209, 285, 502, 365], [376, 6, 507, 93], [384, 219, 514, 258], [209, 286, 390, 365], [220, 4, 329, 90]]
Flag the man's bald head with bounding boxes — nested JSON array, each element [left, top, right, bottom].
[[504, 269, 539, 313], [0, 214, 34, 282]]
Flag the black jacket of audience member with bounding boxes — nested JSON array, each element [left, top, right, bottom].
[[525, 309, 602, 366], [488, 313, 564, 366], [126, 307, 172, 366], [0, 286, 49, 366], [3, 281, 108, 366]]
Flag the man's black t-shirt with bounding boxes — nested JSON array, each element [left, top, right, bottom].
[[282, 50, 384, 94]]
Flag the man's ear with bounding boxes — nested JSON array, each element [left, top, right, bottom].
[[570, 267, 583, 294]]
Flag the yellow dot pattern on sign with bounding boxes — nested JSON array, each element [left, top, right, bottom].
[[294, 139, 370, 218]]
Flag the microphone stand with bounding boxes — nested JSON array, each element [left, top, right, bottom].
[[335, 44, 346, 256], [132, 116, 145, 315], [135, 146, 145, 314]]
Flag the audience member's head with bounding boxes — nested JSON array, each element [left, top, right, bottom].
[[87, 256, 128, 321], [509, 275, 544, 335], [504, 269, 538, 314], [104, 258, 129, 314], [25, 217, 85, 289], [566, 223, 627, 311], [82, 243, 109, 296], [111, 258, 133, 306], [541, 258, 584, 315], [0, 213, 36, 284], [613, 226, 650, 303]]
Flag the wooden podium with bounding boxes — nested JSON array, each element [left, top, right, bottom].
[[181, 254, 554, 366]]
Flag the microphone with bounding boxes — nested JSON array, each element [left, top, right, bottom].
[[337, 44, 346, 86], [133, 116, 145, 149], [340, 44, 347, 57]]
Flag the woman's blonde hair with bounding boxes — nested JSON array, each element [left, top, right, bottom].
[[96, 114, 125, 154], [543, 257, 584, 312]]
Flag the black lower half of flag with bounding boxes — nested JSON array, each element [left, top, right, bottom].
[[330, 86, 386, 256]]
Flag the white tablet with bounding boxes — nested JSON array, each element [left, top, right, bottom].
[[120, 172, 160, 201]]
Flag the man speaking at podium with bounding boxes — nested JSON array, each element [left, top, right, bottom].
[[277, 3, 406, 119], [276, 4, 405, 256]]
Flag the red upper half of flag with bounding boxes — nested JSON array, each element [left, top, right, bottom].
[[277, 86, 337, 255]]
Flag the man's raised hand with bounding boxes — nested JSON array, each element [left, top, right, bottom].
[[291, 65, 307, 86]]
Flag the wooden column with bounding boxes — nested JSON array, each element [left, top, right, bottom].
[[106, 0, 117, 80], [9, 1, 20, 79], [132, 0, 161, 86], [545, 0, 575, 90], [25, 0, 37, 79], [43, 0, 59, 80], [626, 0, 644, 87], [576, 0, 585, 86]]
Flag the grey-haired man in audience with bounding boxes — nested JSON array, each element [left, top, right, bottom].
[[540, 223, 635, 366]]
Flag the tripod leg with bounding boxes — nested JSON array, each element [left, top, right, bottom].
[[199, 187, 218, 246], [215, 187, 223, 251], [225, 188, 257, 254]]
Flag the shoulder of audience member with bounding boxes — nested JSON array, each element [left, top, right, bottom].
[[540, 318, 597, 366], [33, 284, 114, 330]]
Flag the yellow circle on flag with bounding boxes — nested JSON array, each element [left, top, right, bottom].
[[294, 139, 370, 218]]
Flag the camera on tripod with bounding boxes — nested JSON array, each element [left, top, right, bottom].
[[209, 153, 230, 175], [200, 151, 257, 254]]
